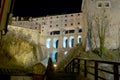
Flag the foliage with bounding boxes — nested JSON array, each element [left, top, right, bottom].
[[0, 31, 37, 69]]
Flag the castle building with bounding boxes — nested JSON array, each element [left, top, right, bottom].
[[10, 0, 120, 64], [82, 0, 120, 50], [11, 12, 83, 63]]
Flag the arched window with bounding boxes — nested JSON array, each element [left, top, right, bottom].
[[69, 36, 74, 48], [63, 37, 68, 48], [46, 38, 51, 48], [78, 36, 81, 44], [53, 38, 59, 48], [52, 50, 58, 62]]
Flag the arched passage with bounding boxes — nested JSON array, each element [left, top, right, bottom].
[[46, 38, 51, 48], [69, 36, 74, 48], [53, 38, 59, 48], [78, 35, 81, 44], [52, 50, 58, 62], [63, 37, 68, 48]]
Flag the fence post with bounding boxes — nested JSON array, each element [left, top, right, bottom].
[[72, 59, 75, 73], [113, 64, 119, 80], [78, 59, 80, 74], [84, 60, 87, 77], [95, 61, 98, 80]]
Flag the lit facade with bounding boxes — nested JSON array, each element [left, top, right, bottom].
[[11, 13, 83, 63]]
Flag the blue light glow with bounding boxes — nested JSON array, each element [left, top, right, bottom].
[[77, 36, 81, 43], [53, 38, 59, 48], [46, 38, 51, 48], [63, 37, 68, 48], [69, 36, 74, 48], [52, 50, 57, 62]]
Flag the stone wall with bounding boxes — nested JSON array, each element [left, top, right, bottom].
[[82, 0, 120, 49]]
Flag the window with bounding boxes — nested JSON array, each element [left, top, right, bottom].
[[105, 2, 110, 7], [50, 25, 52, 27], [56, 16, 59, 18], [56, 24, 58, 27], [78, 29, 82, 32], [50, 21, 52, 23], [69, 30, 75, 33], [71, 14, 73, 16], [50, 17, 52, 19], [65, 15, 67, 17], [78, 14, 80, 16], [78, 22, 80, 25], [71, 23, 73, 26], [53, 31, 60, 35], [50, 32, 52, 35], [65, 31, 68, 34], [98, 2, 102, 7], [65, 24, 67, 26], [65, 19, 67, 22], [35, 27, 37, 29]]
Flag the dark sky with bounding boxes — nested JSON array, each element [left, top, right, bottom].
[[13, 0, 82, 17]]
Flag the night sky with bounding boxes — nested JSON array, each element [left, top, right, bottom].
[[13, 0, 82, 17]]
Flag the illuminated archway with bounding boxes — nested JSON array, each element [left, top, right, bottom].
[[69, 36, 74, 48], [52, 50, 58, 62], [46, 38, 51, 48], [78, 35, 81, 44], [53, 38, 59, 48], [63, 37, 68, 48]]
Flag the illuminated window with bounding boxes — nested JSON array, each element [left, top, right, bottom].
[[69, 36, 74, 48], [46, 38, 51, 48], [52, 50, 58, 62], [78, 36, 81, 44], [63, 37, 68, 48], [53, 38, 59, 48]]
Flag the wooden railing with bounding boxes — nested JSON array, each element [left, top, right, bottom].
[[64, 58, 120, 80]]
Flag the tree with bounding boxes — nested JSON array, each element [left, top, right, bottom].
[[94, 9, 109, 56], [86, 8, 110, 56]]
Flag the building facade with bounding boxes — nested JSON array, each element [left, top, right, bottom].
[[11, 13, 83, 63], [82, 0, 120, 50]]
